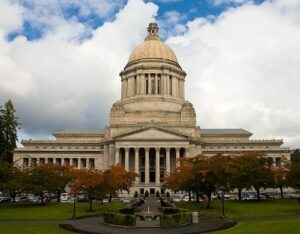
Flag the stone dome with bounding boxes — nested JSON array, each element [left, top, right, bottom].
[[128, 23, 178, 64]]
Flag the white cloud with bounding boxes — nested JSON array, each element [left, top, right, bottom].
[[0, 0, 157, 136], [212, 0, 250, 5], [167, 0, 300, 147]]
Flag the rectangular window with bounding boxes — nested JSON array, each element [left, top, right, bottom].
[[145, 74, 149, 94], [134, 75, 137, 95], [157, 77, 160, 94]]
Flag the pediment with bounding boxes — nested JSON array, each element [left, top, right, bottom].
[[114, 127, 188, 141]]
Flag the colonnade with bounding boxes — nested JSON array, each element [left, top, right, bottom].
[[22, 157, 95, 169], [115, 147, 187, 185], [121, 73, 185, 99]]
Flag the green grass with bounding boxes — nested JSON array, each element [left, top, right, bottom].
[[0, 201, 124, 220], [0, 224, 72, 234], [213, 219, 300, 234], [176, 199, 300, 219]]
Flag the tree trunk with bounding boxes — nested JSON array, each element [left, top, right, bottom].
[[256, 188, 260, 201], [40, 192, 44, 205], [221, 191, 225, 217], [238, 188, 242, 201], [109, 194, 112, 202], [196, 193, 200, 203], [189, 191, 191, 202], [89, 195, 93, 212], [206, 192, 212, 209], [280, 186, 284, 199], [11, 191, 16, 202], [57, 190, 61, 202]]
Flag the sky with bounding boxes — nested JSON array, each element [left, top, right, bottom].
[[0, 0, 300, 148]]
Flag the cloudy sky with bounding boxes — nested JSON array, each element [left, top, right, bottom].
[[0, 0, 299, 148]]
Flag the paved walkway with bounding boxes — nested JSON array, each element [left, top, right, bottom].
[[59, 216, 235, 234]]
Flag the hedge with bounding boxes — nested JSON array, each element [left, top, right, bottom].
[[159, 207, 188, 214], [103, 212, 136, 226], [160, 212, 192, 227]]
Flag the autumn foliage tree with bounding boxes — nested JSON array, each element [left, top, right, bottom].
[[69, 168, 104, 211], [0, 162, 24, 201], [271, 156, 290, 199], [165, 157, 194, 196], [24, 163, 73, 205], [103, 165, 137, 201]]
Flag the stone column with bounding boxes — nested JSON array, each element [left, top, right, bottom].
[[126, 77, 130, 97], [78, 158, 81, 169], [185, 148, 189, 158], [125, 148, 129, 171], [121, 79, 124, 98], [137, 74, 141, 95], [115, 148, 119, 165], [155, 148, 160, 184], [135, 148, 139, 183], [61, 158, 65, 166], [166, 148, 170, 174], [182, 79, 185, 99], [140, 73, 145, 94], [86, 158, 90, 169], [145, 148, 150, 184], [147, 76, 151, 94]]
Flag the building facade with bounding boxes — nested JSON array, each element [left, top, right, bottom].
[[14, 23, 290, 196]]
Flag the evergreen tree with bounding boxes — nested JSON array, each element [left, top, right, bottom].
[[0, 104, 5, 158], [0, 100, 20, 164]]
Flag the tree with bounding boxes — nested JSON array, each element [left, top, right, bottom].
[[165, 157, 194, 196], [0, 105, 5, 158], [0, 100, 20, 164], [0, 162, 24, 201], [287, 163, 300, 189], [235, 153, 274, 201], [231, 155, 255, 200], [208, 155, 234, 216], [70, 168, 104, 212], [24, 164, 72, 205], [103, 165, 137, 201], [291, 149, 300, 165], [271, 156, 290, 199]]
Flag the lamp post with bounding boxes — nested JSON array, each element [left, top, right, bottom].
[[72, 193, 77, 220]]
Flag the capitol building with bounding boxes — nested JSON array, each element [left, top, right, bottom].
[[14, 23, 290, 196]]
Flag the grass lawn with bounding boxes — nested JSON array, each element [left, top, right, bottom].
[[213, 219, 300, 234], [0, 224, 72, 234], [0, 201, 124, 220], [176, 199, 300, 219]]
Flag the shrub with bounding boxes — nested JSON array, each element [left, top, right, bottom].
[[160, 212, 192, 227], [145, 190, 149, 197], [159, 207, 188, 214], [166, 192, 170, 198], [103, 212, 136, 226], [119, 207, 135, 214]]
